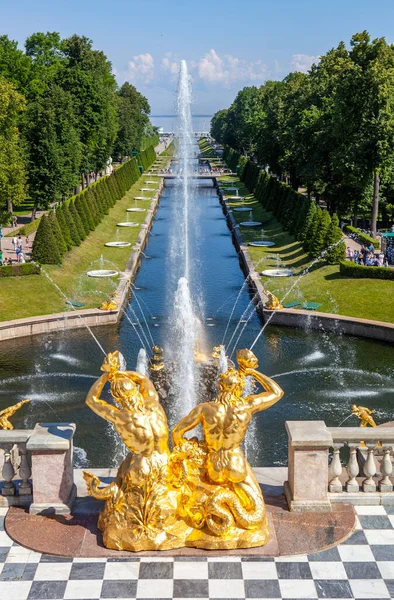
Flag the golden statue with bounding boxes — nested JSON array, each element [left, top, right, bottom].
[[100, 292, 118, 311], [264, 291, 283, 311], [172, 348, 283, 548], [0, 399, 31, 430], [150, 345, 164, 371], [84, 349, 284, 551], [352, 404, 377, 428], [211, 345, 222, 360]]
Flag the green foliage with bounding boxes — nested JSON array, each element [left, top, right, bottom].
[[340, 261, 394, 280], [62, 202, 81, 246], [325, 213, 346, 263], [69, 199, 86, 241], [310, 210, 331, 258], [32, 214, 61, 264], [75, 193, 91, 235], [0, 262, 40, 277], [343, 225, 380, 248], [0, 77, 27, 211], [48, 210, 67, 255], [55, 204, 72, 249]]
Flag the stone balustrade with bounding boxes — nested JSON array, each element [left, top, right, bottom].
[[0, 423, 76, 514], [285, 421, 394, 511]]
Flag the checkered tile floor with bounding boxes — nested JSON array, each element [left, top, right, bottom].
[[0, 506, 394, 599]]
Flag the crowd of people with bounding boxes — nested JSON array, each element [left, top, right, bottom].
[[0, 234, 30, 266], [346, 244, 389, 267]]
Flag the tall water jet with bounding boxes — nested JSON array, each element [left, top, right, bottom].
[[166, 60, 201, 413], [136, 348, 149, 377]]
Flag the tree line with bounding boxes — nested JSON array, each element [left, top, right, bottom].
[[32, 147, 156, 264], [224, 147, 345, 263], [211, 31, 394, 238], [0, 32, 158, 219]]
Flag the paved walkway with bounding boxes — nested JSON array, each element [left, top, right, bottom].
[[0, 504, 393, 599]]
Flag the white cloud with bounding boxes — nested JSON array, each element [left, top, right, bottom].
[[197, 49, 267, 87], [290, 53, 319, 73], [161, 53, 179, 79], [127, 53, 155, 84]]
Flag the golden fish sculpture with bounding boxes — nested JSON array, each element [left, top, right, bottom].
[[83, 349, 284, 551]]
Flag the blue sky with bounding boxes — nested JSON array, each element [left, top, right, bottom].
[[2, 0, 394, 114]]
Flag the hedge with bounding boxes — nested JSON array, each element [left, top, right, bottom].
[[0, 263, 41, 277], [339, 261, 394, 280], [31, 151, 156, 265], [222, 146, 345, 263], [343, 225, 380, 249]]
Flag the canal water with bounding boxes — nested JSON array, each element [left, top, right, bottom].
[[0, 181, 393, 468]]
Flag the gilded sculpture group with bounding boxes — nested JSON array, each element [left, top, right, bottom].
[[83, 349, 284, 551]]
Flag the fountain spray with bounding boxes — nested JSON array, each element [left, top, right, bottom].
[[167, 60, 200, 413]]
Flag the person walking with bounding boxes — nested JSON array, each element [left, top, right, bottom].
[[17, 236, 23, 250]]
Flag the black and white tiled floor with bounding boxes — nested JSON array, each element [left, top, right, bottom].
[[0, 505, 394, 599]]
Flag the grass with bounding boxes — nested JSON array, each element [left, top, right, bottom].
[[220, 175, 394, 324], [0, 176, 162, 322]]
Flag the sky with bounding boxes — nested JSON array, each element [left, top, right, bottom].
[[2, 0, 394, 114]]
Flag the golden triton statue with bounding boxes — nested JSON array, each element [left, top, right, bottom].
[[0, 399, 31, 430], [84, 349, 284, 551], [352, 404, 377, 428], [264, 291, 283, 311]]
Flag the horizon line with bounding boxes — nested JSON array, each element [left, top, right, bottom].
[[151, 114, 213, 117]]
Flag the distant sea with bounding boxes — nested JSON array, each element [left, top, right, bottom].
[[150, 115, 212, 133]]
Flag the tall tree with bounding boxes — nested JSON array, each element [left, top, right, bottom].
[[113, 82, 150, 160], [0, 77, 27, 212]]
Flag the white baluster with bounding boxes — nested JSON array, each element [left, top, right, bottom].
[[2, 451, 16, 496], [18, 448, 32, 496], [329, 444, 343, 492], [379, 446, 393, 493], [346, 445, 359, 493], [362, 443, 377, 492]]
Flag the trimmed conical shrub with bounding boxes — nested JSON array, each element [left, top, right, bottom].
[[310, 210, 331, 258], [63, 202, 81, 246], [48, 210, 67, 256], [80, 193, 95, 231], [69, 201, 86, 241], [75, 194, 91, 236], [325, 213, 346, 264], [32, 215, 62, 264], [299, 202, 317, 244], [56, 204, 73, 250]]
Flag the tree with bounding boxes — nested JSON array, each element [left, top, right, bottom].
[[59, 35, 118, 178], [61, 202, 80, 246], [113, 82, 151, 160], [310, 210, 331, 258], [0, 77, 27, 212], [48, 210, 67, 256], [24, 83, 81, 216], [325, 213, 346, 263], [55, 203, 73, 249], [32, 214, 61, 264]]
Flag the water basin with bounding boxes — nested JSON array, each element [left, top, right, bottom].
[[117, 222, 139, 227], [240, 221, 263, 227], [86, 269, 118, 278], [233, 207, 252, 212], [104, 242, 131, 248], [134, 196, 151, 200], [261, 268, 294, 277], [249, 241, 276, 247], [127, 208, 146, 212]]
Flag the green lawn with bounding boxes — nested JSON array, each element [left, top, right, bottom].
[[220, 175, 394, 324], [0, 179, 160, 321]]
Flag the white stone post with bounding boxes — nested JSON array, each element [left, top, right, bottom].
[[26, 423, 76, 515], [284, 421, 332, 512]]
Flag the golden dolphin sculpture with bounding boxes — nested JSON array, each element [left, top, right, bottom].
[[84, 349, 283, 551]]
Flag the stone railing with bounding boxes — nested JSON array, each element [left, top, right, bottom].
[[285, 420, 394, 511], [0, 423, 76, 514]]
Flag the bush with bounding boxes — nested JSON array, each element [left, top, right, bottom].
[[32, 215, 62, 264], [325, 214, 346, 264], [339, 261, 394, 280], [0, 263, 40, 277], [69, 201, 86, 241], [62, 202, 81, 246], [48, 211, 67, 256], [344, 225, 380, 248], [310, 210, 331, 258]]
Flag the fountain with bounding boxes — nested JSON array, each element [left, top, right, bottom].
[[126, 207, 145, 213], [136, 347, 149, 376], [116, 221, 139, 227]]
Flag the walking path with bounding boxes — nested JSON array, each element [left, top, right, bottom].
[[0, 504, 393, 599]]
